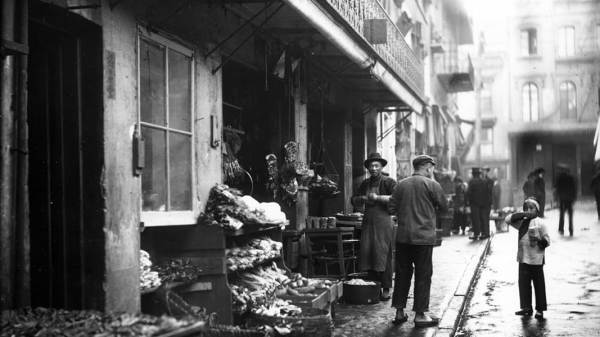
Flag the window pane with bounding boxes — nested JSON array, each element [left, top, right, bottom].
[[140, 39, 166, 125], [568, 83, 577, 119], [530, 85, 538, 121], [168, 49, 191, 131], [169, 132, 192, 210], [560, 82, 568, 119], [529, 29, 537, 55], [142, 126, 167, 211]]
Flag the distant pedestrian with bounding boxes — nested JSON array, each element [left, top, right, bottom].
[[522, 172, 535, 200], [389, 155, 448, 327], [467, 167, 493, 240], [452, 176, 469, 235], [533, 168, 546, 217], [505, 198, 550, 320], [351, 153, 396, 300], [554, 164, 577, 236], [591, 160, 600, 220]]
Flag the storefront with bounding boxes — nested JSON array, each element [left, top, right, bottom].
[[3, 1, 425, 334]]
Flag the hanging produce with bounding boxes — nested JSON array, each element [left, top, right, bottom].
[[265, 141, 312, 207]]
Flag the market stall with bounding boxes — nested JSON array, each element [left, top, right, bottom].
[[140, 184, 342, 336]]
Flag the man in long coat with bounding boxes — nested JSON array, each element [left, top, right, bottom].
[[389, 155, 447, 327], [467, 167, 493, 240], [351, 153, 396, 300]]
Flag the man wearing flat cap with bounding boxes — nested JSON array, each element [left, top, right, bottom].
[[352, 153, 397, 300], [467, 167, 493, 240], [389, 154, 448, 326]]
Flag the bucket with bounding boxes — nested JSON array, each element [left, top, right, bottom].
[[342, 281, 381, 305]]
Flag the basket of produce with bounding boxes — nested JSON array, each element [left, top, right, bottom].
[[247, 304, 332, 337], [1, 307, 206, 337], [204, 325, 273, 337], [342, 279, 381, 305]]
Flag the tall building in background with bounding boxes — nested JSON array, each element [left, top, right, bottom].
[[466, 0, 600, 207]]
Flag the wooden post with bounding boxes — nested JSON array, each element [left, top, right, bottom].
[[344, 109, 353, 213]]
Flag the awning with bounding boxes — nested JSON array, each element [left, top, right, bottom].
[[284, 0, 424, 113]]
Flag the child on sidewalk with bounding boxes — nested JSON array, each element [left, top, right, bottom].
[[504, 197, 550, 319]]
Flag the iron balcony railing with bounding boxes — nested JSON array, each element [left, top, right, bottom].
[[323, 0, 425, 100]]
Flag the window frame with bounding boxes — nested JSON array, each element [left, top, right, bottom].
[[557, 26, 575, 57], [559, 80, 577, 120], [522, 82, 539, 122], [137, 26, 197, 227], [520, 28, 538, 56]]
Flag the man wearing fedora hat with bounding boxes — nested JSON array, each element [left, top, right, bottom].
[[389, 154, 447, 326], [352, 153, 397, 300]]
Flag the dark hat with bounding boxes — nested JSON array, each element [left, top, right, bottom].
[[364, 152, 387, 168], [471, 167, 481, 174], [412, 154, 436, 168], [534, 167, 546, 174]]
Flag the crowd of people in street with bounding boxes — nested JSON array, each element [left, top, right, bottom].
[[352, 151, 600, 328]]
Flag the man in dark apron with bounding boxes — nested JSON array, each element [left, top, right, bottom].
[[352, 153, 397, 300]]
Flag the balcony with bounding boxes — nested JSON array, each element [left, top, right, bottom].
[[434, 50, 474, 93], [322, 0, 425, 100]]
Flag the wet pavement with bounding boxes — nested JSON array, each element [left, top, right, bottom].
[[456, 200, 600, 337], [333, 231, 489, 337]]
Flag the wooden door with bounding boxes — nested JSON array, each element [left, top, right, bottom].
[[28, 2, 104, 310]]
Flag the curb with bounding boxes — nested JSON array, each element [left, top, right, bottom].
[[434, 236, 492, 337]]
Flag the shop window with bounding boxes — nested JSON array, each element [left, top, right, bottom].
[[559, 81, 577, 120], [522, 82, 539, 122], [520, 28, 537, 56], [557, 26, 575, 57], [138, 29, 195, 225]]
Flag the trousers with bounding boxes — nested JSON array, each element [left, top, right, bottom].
[[558, 200, 573, 235], [470, 205, 490, 236], [391, 243, 433, 312], [518, 263, 547, 311]]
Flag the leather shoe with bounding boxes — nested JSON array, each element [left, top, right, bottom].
[[392, 313, 408, 325], [534, 311, 544, 319], [414, 315, 439, 327], [515, 309, 533, 316]]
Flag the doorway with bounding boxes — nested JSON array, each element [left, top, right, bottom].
[[28, 2, 104, 309]]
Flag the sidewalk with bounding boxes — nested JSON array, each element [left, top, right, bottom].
[[332, 233, 491, 337]]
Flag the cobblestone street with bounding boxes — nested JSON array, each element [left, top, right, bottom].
[[333, 232, 488, 337], [457, 200, 600, 337]]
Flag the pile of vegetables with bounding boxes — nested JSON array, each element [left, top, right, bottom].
[[1, 307, 201, 337], [250, 299, 302, 318], [198, 184, 287, 230], [154, 258, 204, 284], [140, 250, 161, 291], [226, 237, 283, 272]]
